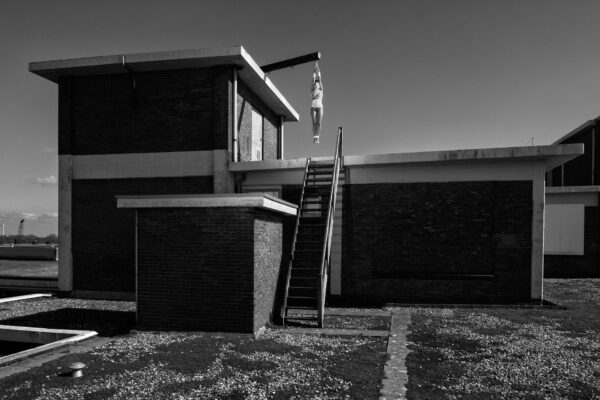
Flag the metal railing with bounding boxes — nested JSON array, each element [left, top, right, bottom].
[[281, 158, 311, 322], [317, 127, 343, 327]]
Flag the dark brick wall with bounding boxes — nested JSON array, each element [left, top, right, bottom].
[[58, 67, 231, 155], [544, 206, 600, 278], [253, 210, 284, 331], [71, 176, 213, 293], [342, 181, 533, 303], [546, 124, 595, 186], [135, 207, 283, 332], [562, 128, 593, 186], [237, 80, 279, 161]]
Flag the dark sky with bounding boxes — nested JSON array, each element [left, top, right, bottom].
[[2, 0, 600, 235]]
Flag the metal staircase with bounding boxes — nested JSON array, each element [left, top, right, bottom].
[[282, 127, 343, 327]]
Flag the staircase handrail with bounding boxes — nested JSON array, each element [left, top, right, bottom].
[[281, 157, 311, 321], [317, 127, 343, 326]]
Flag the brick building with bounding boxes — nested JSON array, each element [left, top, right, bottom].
[[545, 118, 600, 277], [30, 46, 583, 332]]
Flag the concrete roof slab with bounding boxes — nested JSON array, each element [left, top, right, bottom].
[[29, 46, 299, 122], [230, 144, 584, 173]]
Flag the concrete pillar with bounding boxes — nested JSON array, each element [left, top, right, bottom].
[[531, 172, 545, 300], [58, 155, 73, 291], [213, 150, 234, 193]]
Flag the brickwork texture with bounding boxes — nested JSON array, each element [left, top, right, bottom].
[[71, 177, 213, 294], [237, 81, 279, 161], [58, 67, 232, 155], [342, 181, 533, 303], [136, 207, 283, 332]]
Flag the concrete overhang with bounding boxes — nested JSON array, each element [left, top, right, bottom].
[[29, 46, 299, 122], [230, 144, 584, 173], [116, 193, 297, 216], [546, 185, 600, 194]]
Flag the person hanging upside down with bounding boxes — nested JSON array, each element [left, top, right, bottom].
[[311, 63, 323, 143]]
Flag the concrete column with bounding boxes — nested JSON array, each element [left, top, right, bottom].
[[213, 150, 234, 193], [531, 173, 545, 300], [278, 116, 284, 159], [58, 155, 73, 291]]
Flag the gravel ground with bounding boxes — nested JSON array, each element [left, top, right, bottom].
[[0, 329, 386, 399], [403, 279, 600, 399]]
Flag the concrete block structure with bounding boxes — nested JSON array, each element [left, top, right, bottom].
[[30, 46, 584, 331], [117, 194, 296, 332], [545, 118, 600, 277]]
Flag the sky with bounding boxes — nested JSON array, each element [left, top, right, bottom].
[[2, 0, 600, 235]]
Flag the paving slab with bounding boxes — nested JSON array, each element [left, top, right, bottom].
[[281, 327, 389, 337], [380, 310, 411, 400], [288, 308, 391, 317]]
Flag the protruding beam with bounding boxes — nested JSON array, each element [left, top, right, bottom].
[[260, 52, 321, 73]]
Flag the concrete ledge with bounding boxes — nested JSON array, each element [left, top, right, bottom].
[[0, 293, 52, 304], [116, 193, 297, 216], [0, 325, 97, 367], [546, 185, 600, 193], [230, 144, 583, 172]]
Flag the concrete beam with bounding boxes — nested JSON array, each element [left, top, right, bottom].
[[72, 151, 214, 179], [117, 193, 297, 216]]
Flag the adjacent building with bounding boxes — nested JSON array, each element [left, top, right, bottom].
[[545, 117, 600, 277]]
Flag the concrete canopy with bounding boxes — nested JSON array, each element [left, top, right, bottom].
[[29, 46, 299, 122]]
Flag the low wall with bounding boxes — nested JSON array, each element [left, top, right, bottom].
[[0, 246, 57, 261]]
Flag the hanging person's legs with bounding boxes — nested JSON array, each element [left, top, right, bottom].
[[311, 106, 323, 143]]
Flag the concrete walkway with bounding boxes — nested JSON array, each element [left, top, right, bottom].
[[380, 310, 411, 400]]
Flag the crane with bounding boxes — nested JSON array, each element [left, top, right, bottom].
[[17, 219, 24, 236]]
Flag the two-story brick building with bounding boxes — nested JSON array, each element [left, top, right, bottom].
[[30, 46, 583, 332]]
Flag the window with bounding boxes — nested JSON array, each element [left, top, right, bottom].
[[544, 204, 585, 255], [251, 109, 263, 161]]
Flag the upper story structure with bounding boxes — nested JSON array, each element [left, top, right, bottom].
[[30, 46, 299, 297]]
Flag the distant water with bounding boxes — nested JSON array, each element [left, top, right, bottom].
[[0, 259, 58, 278]]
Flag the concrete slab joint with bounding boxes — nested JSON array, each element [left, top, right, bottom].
[[380, 310, 411, 400]]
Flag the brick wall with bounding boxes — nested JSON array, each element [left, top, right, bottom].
[[253, 210, 284, 331], [135, 207, 284, 332], [544, 206, 600, 278], [342, 181, 533, 303], [71, 176, 213, 293], [237, 80, 279, 161], [58, 67, 231, 155]]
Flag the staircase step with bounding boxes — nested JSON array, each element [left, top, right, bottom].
[[307, 177, 333, 183], [287, 296, 317, 300], [285, 305, 318, 310]]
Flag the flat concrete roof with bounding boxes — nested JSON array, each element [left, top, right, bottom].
[[116, 193, 297, 216], [546, 185, 600, 193], [29, 46, 299, 122], [230, 144, 584, 172]]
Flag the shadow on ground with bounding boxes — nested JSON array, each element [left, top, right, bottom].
[[0, 308, 135, 336]]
